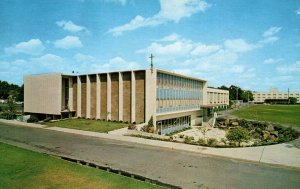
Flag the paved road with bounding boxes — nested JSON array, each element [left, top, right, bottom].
[[0, 124, 300, 189]]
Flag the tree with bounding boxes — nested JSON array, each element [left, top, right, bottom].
[[220, 85, 254, 102], [288, 97, 297, 104], [0, 80, 23, 100]]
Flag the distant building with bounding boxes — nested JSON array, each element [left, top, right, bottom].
[[207, 87, 229, 107], [253, 88, 300, 103], [24, 69, 229, 135]]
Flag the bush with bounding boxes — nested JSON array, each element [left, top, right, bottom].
[[184, 136, 194, 144], [148, 116, 154, 127], [0, 111, 16, 120], [197, 138, 205, 145], [128, 124, 136, 130], [226, 128, 250, 146], [207, 138, 217, 146], [27, 116, 39, 123]]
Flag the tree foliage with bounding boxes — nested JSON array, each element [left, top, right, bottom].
[[0, 81, 23, 101], [218, 85, 254, 102], [288, 97, 297, 104]]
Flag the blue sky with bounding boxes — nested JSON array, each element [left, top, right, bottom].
[[0, 0, 300, 92]]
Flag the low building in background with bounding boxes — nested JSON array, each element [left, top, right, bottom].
[[24, 69, 229, 134], [253, 88, 300, 103], [207, 87, 229, 107]]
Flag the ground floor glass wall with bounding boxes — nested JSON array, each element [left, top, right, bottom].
[[156, 115, 191, 135]]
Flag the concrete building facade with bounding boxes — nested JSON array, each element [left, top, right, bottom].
[[24, 69, 229, 134], [253, 88, 300, 103], [207, 87, 229, 107]]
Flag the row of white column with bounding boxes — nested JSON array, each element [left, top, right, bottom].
[[72, 72, 137, 122]]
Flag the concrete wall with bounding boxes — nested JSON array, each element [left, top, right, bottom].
[[24, 73, 62, 115], [206, 88, 229, 105], [253, 88, 300, 103]]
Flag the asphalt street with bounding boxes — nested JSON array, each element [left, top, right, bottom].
[[0, 124, 299, 189]]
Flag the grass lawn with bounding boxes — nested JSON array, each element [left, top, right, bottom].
[[231, 105, 300, 127], [0, 143, 162, 189], [45, 119, 129, 133]]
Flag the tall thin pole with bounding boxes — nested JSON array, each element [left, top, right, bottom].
[[288, 88, 290, 104], [149, 54, 154, 73]]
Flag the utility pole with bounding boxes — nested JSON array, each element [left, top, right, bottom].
[[149, 54, 154, 73], [288, 88, 290, 104]]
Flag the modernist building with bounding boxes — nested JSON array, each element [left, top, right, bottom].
[[253, 88, 300, 103], [207, 87, 229, 107], [24, 69, 229, 134]]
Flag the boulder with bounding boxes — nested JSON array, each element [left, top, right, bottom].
[[263, 131, 270, 140], [266, 124, 274, 132], [271, 135, 278, 142], [231, 122, 239, 127], [225, 119, 230, 126], [270, 131, 279, 137]]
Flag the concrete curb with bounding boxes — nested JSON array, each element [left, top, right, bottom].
[[1, 119, 300, 168]]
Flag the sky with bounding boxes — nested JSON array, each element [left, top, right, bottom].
[[0, 0, 300, 92]]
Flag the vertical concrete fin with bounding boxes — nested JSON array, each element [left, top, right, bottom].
[[131, 71, 136, 123], [96, 74, 101, 119], [77, 76, 81, 117], [119, 72, 123, 121], [107, 73, 111, 120], [86, 75, 91, 118]]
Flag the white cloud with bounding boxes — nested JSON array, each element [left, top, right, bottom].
[[74, 53, 95, 63], [263, 58, 282, 64], [258, 27, 281, 45], [138, 40, 193, 56], [54, 36, 83, 49], [224, 39, 257, 52], [31, 54, 64, 65], [108, 0, 210, 36], [56, 20, 89, 33], [276, 61, 300, 74], [191, 43, 220, 56], [160, 33, 180, 42], [88, 56, 140, 73], [295, 8, 300, 15], [263, 27, 282, 37], [4, 39, 44, 55], [259, 36, 279, 44], [108, 56, 140, 70]]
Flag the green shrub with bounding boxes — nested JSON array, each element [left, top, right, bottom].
[[128, 124, 136, 130], [226, 128, 250, 146], [27, 116, 39, 123], [148, 116, 154, 127], [207, 138, 217, 146], [184, 136, 194, 144], [197, 138, 205, 145]]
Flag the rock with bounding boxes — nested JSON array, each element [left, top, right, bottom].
[[271, 135, 278, 142], [270, 131, 279, 137], [225, 119, 230, 126], [266, 124, 274, 132], [231, 122, 239, 127], [263, 131, 270, 140], [217, 141, 226, 146]]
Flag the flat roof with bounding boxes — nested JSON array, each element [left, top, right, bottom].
[[57, 68, 207, 82], [157, 69, 207, 82]]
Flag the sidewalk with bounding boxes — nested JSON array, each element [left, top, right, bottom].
[[1, 119, 300, 168]]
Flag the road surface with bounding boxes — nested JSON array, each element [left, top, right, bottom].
[[0, 124, 299, 189]]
